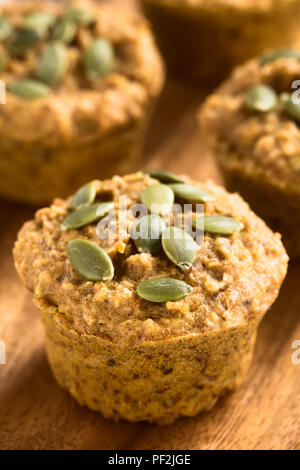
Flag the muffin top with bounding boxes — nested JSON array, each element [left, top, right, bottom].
[[200, 50, 300, 196], [0, 0, 164, 144], [14, 172, 288, 347]]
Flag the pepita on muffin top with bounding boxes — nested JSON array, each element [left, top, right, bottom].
[[59, 171, 244, 302]]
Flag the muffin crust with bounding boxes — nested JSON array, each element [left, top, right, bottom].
[[14, 172, 288, 422], [199, 54, 300, 256], [0, 1, 164, 204], [1, 1, 163, 144]]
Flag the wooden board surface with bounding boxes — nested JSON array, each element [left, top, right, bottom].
[[0, 77, 299, 450]]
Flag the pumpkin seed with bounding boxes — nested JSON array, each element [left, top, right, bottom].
[[70, 182, 96, 209], [162, 226, 198, 270], [7, 79, 51, 99], [0, 15, 12, 42], [52, 18, 77, 44], [260, 49, 300, 66], [144, 169, 184, 184], [137, 277, 192, 303], [193, 215, 244, 235], [62, 204, 98, 230], [84, 38, 114, 80], [61, 202, 114, 230], [244, 85, 278, 112], [36, 42, 68, 87], [168, 184, 215, 203], [280, 93, 300, 123], [67, 239, 114, 282], [65, 7, 94, 26], [23, 11, 55, 38], [140, 184, 174, 216], [131, 215, 166, 254], [9, 28, 40, 57], [96, 201, 114, 218], [0, 50, 7, 72]]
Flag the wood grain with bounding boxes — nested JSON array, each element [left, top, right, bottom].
[[0, 77, 299, 450]]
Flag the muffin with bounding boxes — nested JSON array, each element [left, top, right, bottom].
[[13, 171, 288, 423], [0, 1, 164, 205], [140, 0, 300, 86], [199, 49, 300, 258]]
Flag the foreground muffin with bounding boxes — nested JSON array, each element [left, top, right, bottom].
[[140, 0, 300, 85], [200, 50, 300, 258], [0, 1, 164, 205], [14, 171, 288, 423]]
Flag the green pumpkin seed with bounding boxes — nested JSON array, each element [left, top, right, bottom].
[[0, 51, 7, 72], [52, 19, 77, 44], [137, 277, 192, 303], [0, 15, 12, 42], [169, 184, 215, 203], [23, 11, 55, 38], [7, 79, 51, 99], [162, 226, 198, 270], [193, 215, 244, 234], [67, 239, 114, 282], [70, 182, 96, 209], [244, 85, 278, 112], [131, 215, 166, 254], [140, 184, 174, 216], [96, 201, 114, 218], [260, 49, 300, 66], [9, 28, 40, 57], [144, 169, 184, 184], [280, 93, 300, 123], [61, 202, 114, 230], [36, 42, 68, 87], [65, 7, 94, 26], [62, 205, 99, 230], [84, 38, 114, 80]]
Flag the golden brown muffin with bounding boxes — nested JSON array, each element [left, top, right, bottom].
[[13, 171, 288, 423], [140, 0, 300, 86], [199, 50, 300, 258], [0, 1, 164, 205]]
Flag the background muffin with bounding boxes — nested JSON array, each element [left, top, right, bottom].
[[140, 0, 300, 86], [0, 0, 164, 205], [199, 50, 300, 258], [13, 171, 288, 424]]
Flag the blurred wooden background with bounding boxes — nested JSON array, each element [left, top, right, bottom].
[[0, 0, 299, 451]]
